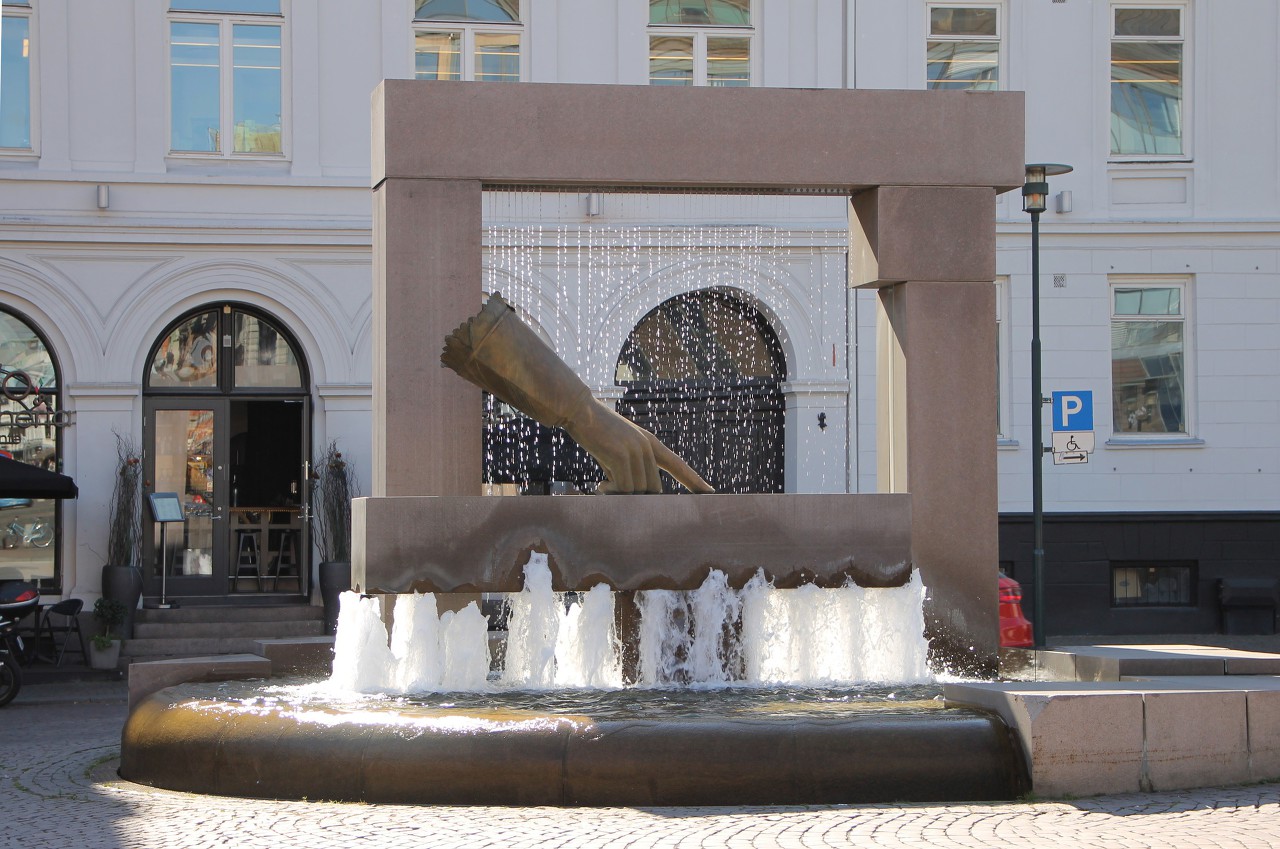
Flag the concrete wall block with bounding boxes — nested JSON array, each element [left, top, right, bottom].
[[1247, 690, 1280, 781], [1143, 691, 1249, 791], [944, 683, 1146, 797]]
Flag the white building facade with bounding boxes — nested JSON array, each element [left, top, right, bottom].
[[0, 0, 1276, 636]]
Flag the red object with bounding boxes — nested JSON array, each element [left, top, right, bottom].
[[999, 572, 1033, 648]]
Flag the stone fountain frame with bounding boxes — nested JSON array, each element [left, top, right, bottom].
[[362, 80, 1024, 676]]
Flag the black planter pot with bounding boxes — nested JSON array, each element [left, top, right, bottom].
[[318, 560, 351, 635], [101, 564, 143, 639]]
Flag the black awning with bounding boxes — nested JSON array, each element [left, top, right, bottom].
[[0, 458, 79, 499]]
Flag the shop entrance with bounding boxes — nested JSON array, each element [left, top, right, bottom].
[[141, 305, 310, 604]]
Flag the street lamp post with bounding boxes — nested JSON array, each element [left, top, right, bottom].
[[1023, 163, 1072, 649]]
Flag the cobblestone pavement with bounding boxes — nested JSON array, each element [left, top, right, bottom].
[[4, 682, 1280, 849]]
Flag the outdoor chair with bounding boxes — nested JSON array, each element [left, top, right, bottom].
[[39, 598, 86, 666]]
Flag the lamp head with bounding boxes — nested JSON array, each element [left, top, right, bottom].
[[1023, 163, 1072, 215]]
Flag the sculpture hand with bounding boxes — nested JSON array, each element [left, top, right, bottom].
[[443, 294, 714, 495], [564, 394, 713, 495]]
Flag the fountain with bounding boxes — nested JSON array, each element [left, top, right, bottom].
[[120, 80, 1028, 805]]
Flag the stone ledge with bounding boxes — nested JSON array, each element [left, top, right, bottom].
[[354, 493, 912, 594], [127, 654, 272, 710], [254, 636, 335, 677], [944, 679, 1277, 797], [1011, 644, 1280, 682]]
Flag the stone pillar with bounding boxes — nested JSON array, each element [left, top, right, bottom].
[[372, 178, 483, 497], [851, 186, 999, 677]]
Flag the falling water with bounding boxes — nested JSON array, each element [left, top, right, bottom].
[[328, 553, 933, 694]]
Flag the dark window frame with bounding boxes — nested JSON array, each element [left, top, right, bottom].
[[144, 302, 309, 397], [1110, 560, 1197, 608], [0, 305, 65, 593]]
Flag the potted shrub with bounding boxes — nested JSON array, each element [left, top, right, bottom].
[[311, 441, 358, 634], [101, 433, 143, 637], [89, 596, 127, 670]]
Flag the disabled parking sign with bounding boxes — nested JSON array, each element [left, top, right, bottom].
[[1051, 391, 1093, 432]]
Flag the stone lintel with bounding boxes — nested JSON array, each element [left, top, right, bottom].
[[373, 80, 1025, 193], [353, 493, 912, 594]]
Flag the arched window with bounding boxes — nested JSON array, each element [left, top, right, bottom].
[[415, 0, 519, 22], [146, 305, 304, 392], [616, 288, 785, 493], [0, 308, 64, 590]]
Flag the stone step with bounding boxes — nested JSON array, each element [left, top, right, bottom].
[[123, 635, 290, 659], [135, 605, 322, 625], [133, 619, 323, 640]]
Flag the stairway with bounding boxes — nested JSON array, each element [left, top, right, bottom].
[[125, 605, 325, 663]]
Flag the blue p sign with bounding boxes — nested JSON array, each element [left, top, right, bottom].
[[1052, 391, 1093, 432]]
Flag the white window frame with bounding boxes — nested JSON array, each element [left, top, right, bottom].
[[925, 3, 1004, 92], [994, 276, 1014, 444], [1108, 1, 1190, 162], [0, 0, 37, 156], [1107, 275, 1198, 444], [647, 2, 756, 87], [412, 1, 526, 83], [166, 5, 289, 160]]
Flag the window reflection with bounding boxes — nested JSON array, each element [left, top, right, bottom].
[[707, 37, 750, 87], [1, 11, 33, 149], [169, 8, 283, 157], [148, 307, 303, 391], [415, 32, 462, 79], [413, 2, 522, 82], [233, 312, 301, 388], [170, 22, 221, 153], [1110, 286, 1186, 434], [415, 0, 519, 23], [650, 36, 694, 86], [232, 25, 282, 153], [149, 311, 219, 387], [0, 309, 60, 586], [927, 6, 999, 91], [474, 32, 519, 81], [650, 0, 750, 26], [1111, 7, 1183, 156]]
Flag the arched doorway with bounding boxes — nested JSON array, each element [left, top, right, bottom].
[[142, 304, 310, 603], [0, 308, 65, 591], [615, 288, 785, 493]]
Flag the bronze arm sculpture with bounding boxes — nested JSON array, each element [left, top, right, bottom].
[[442, 294, 714, 495]]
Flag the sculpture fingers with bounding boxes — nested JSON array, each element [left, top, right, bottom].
[[648, 433, 714, 494]]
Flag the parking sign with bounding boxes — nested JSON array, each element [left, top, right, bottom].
[[1052, 391, 1093, 432]]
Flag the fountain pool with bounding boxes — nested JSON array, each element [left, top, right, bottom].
[[120, 560, 1028, 805]]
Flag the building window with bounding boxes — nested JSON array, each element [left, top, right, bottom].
[[1112, 562, 1195, 607], [0, 308, 63, 591], [1110, 280, 1187, 436], [1111, 5, 1184, 156], [648, 0, 752, 87], [147, 306, 303, 391], [414, 0, 523, 83], [1, 0, 33, 151], [169, 1, 284, 156], [927, 5, 1000, 91], [994, 277, 1010, 441]]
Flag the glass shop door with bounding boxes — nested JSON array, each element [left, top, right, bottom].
[[143, 400, 229, 599]]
